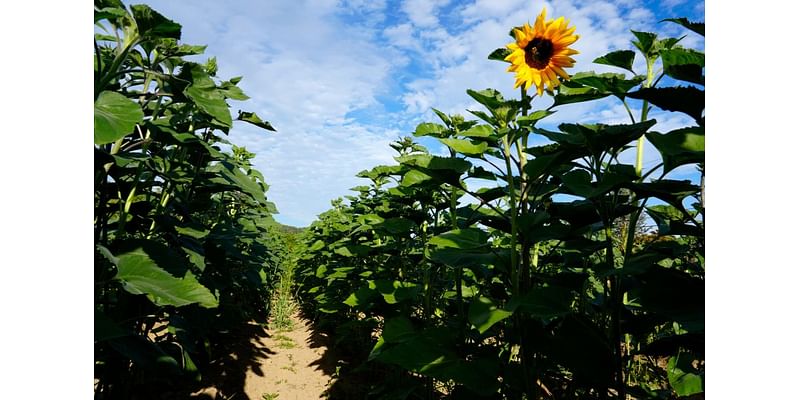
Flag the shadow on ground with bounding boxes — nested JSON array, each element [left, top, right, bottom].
[[188, 320, 278, 400]]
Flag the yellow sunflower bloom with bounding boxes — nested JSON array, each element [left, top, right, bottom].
[[504, 8, 580, 96]]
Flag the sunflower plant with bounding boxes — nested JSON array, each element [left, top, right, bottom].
[[297, 7, 703, 400]]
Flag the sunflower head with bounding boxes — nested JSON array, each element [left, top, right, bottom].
[[504, 8, 580, 96]]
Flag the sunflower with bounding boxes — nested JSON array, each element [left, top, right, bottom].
[[504, 8, 580, 96]]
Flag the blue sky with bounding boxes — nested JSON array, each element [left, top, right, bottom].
[[143, 0, 705, 227]]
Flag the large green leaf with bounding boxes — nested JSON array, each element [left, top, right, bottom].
[[660, 47, 704, 85], [630, 180, 700, 211], [208, 161, 267, 204], [627, 86, 704, 123], [663, 18, 705, 36], [183, 64, 232, 127], [593, 50, 636, 73], [399, 169, 433, 187], [378, 217, 416, 234], [397, 154, 471, 173], [130, 4, 181, 40], [488, 47, 512, 62], [94, 91, 144, 145], [553, 82, 610, 106], [397, 154, 471, 187], [570, 71, 644, 97], [646, 126, 704, 174], [371, 280, 421, 305], [113, 244, 218, 308], [516, 110, 555, 127], [428, 228, 488, 250], [460, 124, 494, 138], [236, 111, 275, 131], [468, 296, 513, 334], [536, 119, 656, 156], [466, 88, 506, 111], [371, 322, 500, 395], [439, 138, 488, 156], [667, 352, 704, 396], [631, 31, 659, 57], [414, 122, 447, 138], [646, 204, 702, 236], [343, 286, 377, 307]]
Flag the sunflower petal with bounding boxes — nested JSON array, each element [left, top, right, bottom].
[[534, 9, 546, 32]]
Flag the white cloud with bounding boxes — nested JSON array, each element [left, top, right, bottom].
[[384, 23, 421, 51], [401, 0, 451, 28]]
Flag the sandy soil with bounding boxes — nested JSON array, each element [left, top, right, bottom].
[[241, 311, 333, 400]]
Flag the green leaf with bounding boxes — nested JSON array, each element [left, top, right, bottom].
[[488, 47, 512, 62], [630, 180, 700, 211], [428, 228, 488, 250], [130, 4, 181, 40], [593, 50, 636, 73], [236, 111, 276, 131], [517, 110, 554, 127], [174, 224, 210, 239], [660, 48, 704, 85], [343, 286, 377, 307], [334, 246, 354, 257], [552, 83, 610, 106], [627, 86, 704, 123], [183, 64, 232, 127], [460, 125, 494, 138], [381, 317, 417, 344], [371, 325, 499, 395], [536, 120, 656, 157], [208, 161, 267, 204], [218, 80, 250, 100], [468, 296, 513, 334], [570, 71, 645, 97], [631, 30, 658, 56], [113, 246, 218, 308], [378, 217, 416, 234], [95, 7, 127, 23], [466, 88, 506, 111], [663, 18, 705, 36], [431, 108, 451, 125], [667, 352, 704, 396], [371, 280, 421, 305], [308, 240, 325, 252], [400, 169, 433, 187], [414, 122, 447, 138], [94, 91, 144, 145], [439, 138, 488, 156], [397, 154, 471, 173], [646, 126, 704, 174]]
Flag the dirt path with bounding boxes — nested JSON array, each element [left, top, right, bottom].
[[242, 311, 333, 400]]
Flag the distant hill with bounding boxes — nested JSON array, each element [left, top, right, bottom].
[[274, 222, 306, 235]]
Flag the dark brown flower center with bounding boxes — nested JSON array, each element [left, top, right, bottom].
[[524, 38, 554, 69]]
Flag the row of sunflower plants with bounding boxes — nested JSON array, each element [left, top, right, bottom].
[[296, 10, 703, 400], [94, 1, 285, 398]]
